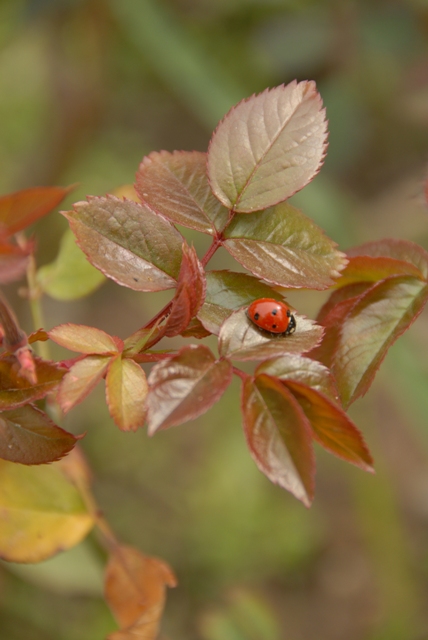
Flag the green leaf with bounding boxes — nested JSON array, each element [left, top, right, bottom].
[[57, 355, 111, 414], [105, 358, 148, 431], [223, 203, 347, 289], [0, 185, 73, 236], [208, 81, 328, 213], [64, 195, 183, 291], [0, 356, 65, 411], [218, 309, 323, 362], [37, 228, 106, 300], [241, 374, 315, 507], [147, 345, 232, 435], [0, 405, 79, 465], [347, 239, 428, 280], [135, 151, 229, 234], [256, 354, 338, 401], [198, 270, 287, 335], [283, 381, 374, 472], [49, 324, 121, 354], [330, 276, 428, 407], [0, 459, 94, 562]]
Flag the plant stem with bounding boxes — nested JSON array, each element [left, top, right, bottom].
[[25, 253, 50, 360]]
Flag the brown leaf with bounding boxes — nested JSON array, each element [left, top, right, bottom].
[[0, 405, 80, 465], [105, 545, 177, 640], [0, 355, 65, 411]]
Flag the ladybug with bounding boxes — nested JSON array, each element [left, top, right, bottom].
[[247, 298, 296, 336]]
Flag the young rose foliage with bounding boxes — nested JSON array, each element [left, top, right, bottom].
[[25, 80, 423, 509]]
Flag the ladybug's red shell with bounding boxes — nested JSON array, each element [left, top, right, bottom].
[[247, 298, 296, 335]]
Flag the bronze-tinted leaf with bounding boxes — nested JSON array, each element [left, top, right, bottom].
[[0, 186, 73, 236], [49, 324, 121, 354], [198, 270, 287, 335], [0, 356, 65, 410], [208, 81, 328, 212], [0, 405, 79, 465], [218, 309, 323, 362], [57, 355, 111, 414], [241, 374, 315, 506], [147, 345, 232, 434], [0, 459, 94, 562], [223, 203, 347, 289], [105, 545, 176, 640], [256, 354, 339, 402], [283, 380, 374, 472], [135, 151, 229, 234], [106, 358, 148, 431], [64, 196, 183, 291], [335, 255, 425, 288], [347, 239, 428, 280], [330, 276, 428, 407]]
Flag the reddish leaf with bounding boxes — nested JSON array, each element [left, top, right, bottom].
[[147, 345, 232, 435], [106, 358, 148, 431], [241, 374, 315, 507], [208, 81, 328, 212], [0, 405, 80, 465], [105, 545, 176, 640], [256, 354, 339, 402], [0, 356, 65, 410], [283, 380, 374, 472], [0, 242, 32, 284], [162, 243, 206, 338], [57, 355, 111, 414], [316, 282, 373, 325], [135, 151, 229, 234], [328, 276, 428, 407], [49, 324, 121, 354], [0, 186, 73, 236], [218, 309, 323, 362], [198, 270, 288, 335], [335, 255, 425, 288], [310, 295, 362, 367], [64, 196, 184, 291], [222, 203, 347, 289], [347, 239, 428, 280]]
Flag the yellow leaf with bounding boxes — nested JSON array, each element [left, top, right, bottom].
[[0, 459, 94, 563]]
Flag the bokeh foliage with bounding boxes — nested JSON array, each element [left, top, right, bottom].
[[1, 0, 428, 639]]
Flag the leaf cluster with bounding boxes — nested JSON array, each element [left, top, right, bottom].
[[1, 80, 428, 639]]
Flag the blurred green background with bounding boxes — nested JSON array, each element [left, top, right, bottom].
[[1, 0, 428, 639]]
